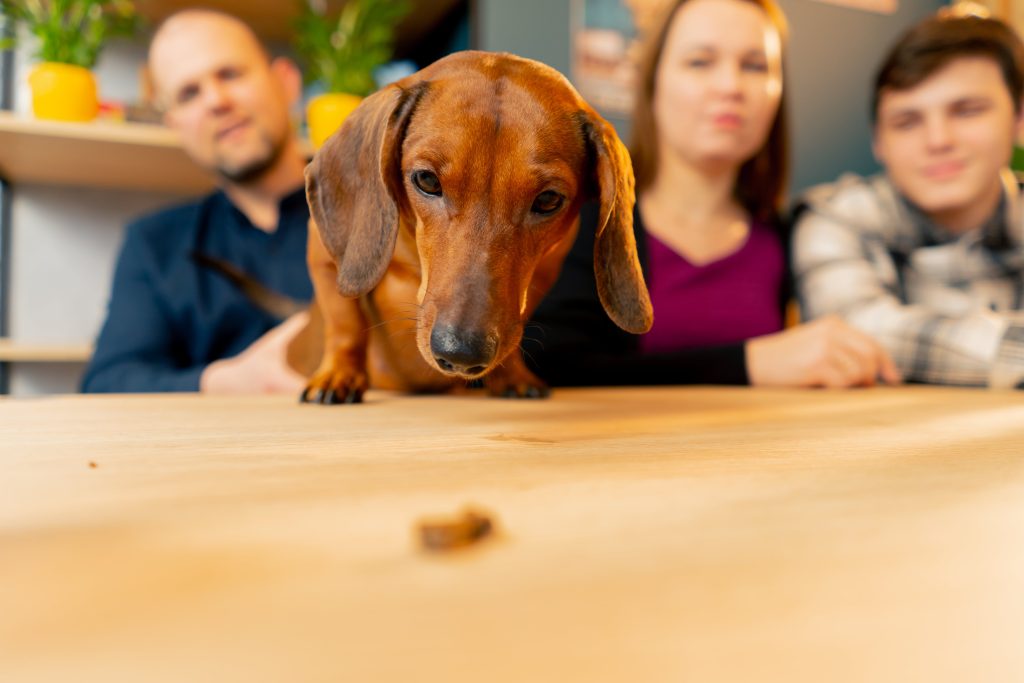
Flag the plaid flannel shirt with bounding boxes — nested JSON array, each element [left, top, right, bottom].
[[792, 170, 1024, 388]]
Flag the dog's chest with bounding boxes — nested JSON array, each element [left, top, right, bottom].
[[362, 295, 452, 392], [361, 247, 453, 392]]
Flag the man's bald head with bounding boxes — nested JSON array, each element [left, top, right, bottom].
[[147, 9, 302, 185], [149, 9, 270, 106]]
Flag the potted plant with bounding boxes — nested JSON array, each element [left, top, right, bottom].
[[293, 0, 411, 149], [0, 0, 138, 122]]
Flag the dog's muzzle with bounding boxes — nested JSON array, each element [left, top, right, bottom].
[[430, 325, 498, 377]]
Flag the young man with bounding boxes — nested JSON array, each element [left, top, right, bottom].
[[793, 13, 1024, 388], [82, 10, 313, 394]]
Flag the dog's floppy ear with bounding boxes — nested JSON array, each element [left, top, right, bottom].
[[582, 112, 653, 334], [305, 81, 428, 297]]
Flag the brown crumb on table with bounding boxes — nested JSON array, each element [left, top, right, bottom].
[[88, 461, 97, 468], [417, 506, 495, 552]]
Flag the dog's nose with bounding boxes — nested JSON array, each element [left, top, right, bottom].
[[430, 325, 497, 376]]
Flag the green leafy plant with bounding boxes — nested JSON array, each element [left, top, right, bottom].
[[293, 0, 412, 96], [0, 0, 138, 69]]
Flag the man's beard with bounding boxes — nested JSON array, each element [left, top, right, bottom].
[[215, 129, 286, 184]]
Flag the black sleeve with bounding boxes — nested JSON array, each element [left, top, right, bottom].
[[775, 212, 795, 321], [81, 224, 206, 393], [523, 202, 750, 387]]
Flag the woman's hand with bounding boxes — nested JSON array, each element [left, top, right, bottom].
[[745, 315, 901, 388]]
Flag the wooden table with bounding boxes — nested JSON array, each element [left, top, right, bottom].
[[3, 387, 1024, 682]]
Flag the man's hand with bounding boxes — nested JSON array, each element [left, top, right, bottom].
[[200, 311, 310, 394], [746, 315, 902, 388]]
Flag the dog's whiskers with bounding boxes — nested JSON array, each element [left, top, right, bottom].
[[523, 322, 547, 337], [382, 325, 419, 343], [364, 316, 418, 333], [383, 324, 421, 350], [520, 345, 540, 367], [394, 301, 424, 314]]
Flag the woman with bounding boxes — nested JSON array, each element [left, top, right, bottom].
[[526, 0, 900, 388]]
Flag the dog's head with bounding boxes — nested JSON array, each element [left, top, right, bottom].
[[306, 51, 652, 379]]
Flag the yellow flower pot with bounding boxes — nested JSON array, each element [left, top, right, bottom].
[[28, 62, 100, 122], [307, 92, 364, 150]]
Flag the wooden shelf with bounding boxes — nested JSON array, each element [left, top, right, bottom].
[[137, 0, 465, 49], [0, 112, 215, 194], [0, 338, 92, 363]]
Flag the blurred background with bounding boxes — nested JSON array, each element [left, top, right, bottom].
[[0, 0, 1016, 395]]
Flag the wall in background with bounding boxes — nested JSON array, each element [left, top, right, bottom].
[[8, 183, 180, 394], [6, 39, 186, 395], [478, 0, 947, 196], [780, 0, 947, 193], [478, 1, 572, 75]]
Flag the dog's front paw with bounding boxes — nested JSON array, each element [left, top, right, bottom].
[[495, 382, 551, 399], [301, 362, 369, 405], [485, 364, 551, 399]]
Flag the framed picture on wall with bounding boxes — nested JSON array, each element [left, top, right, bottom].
[[570, 0, 665, 115], [810, 0, 898, 14]]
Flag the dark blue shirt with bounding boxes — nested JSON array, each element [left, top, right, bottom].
[[81, 188, 313, 393]]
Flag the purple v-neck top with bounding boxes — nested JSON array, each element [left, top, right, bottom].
[[639, 220, 785, 354]]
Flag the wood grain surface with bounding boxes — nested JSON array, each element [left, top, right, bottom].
[[2, 386, 1024, 682]]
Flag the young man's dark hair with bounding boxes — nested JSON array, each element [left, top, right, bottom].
[[871, 14, 1024, 122]]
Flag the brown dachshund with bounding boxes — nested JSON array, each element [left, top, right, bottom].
[[294, 50, 652, 403]]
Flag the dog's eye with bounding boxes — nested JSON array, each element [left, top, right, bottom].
[[531, 190, 565, 216], [412, 170, 443, 197]]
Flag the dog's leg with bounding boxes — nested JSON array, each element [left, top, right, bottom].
[[478, 244, 574, 400], [485, 352, 550, 399], [301, 221, 370, 404]]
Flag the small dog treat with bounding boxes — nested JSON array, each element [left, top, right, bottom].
[[417, 507, 495, 552]]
